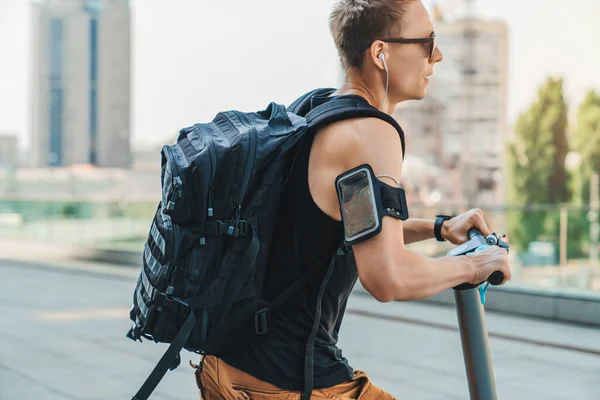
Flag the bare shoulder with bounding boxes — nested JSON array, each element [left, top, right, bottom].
[[313, 117, 404, 177], [308, 117, 404, 221]]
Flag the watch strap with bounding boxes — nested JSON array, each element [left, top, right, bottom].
[[434, 215, 452, 242]]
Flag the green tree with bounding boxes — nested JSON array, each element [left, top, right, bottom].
[[572, 90, 600, 204], [507, 77, 570, 252], [567, 89, 600, 257]]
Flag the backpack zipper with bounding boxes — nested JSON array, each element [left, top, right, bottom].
[[203, 126, 217, 218], [207, 185, 214, 218], [230, 111, 257, 233]]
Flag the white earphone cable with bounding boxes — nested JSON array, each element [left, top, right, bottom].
[[380, 55, 389, 112]]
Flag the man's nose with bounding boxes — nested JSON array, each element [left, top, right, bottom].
[[433, 46, 443, 63]]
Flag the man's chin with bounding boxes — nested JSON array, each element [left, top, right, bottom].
[[412, 90, 427, 101]]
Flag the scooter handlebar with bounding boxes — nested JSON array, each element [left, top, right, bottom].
[[468, 227, 484, 240]]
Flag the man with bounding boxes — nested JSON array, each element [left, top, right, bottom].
[[196, 0, 511, 398]]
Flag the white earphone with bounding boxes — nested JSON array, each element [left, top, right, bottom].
[[378, 53, 389, 112]]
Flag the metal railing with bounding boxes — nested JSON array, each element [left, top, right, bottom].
[[0, 196, 598, 294]]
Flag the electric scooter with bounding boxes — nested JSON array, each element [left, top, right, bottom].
[[447, 228, 509, 400]]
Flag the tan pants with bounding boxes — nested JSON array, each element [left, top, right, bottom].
[[194, 355, 396, 400]]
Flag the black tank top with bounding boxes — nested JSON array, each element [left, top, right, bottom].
[[219, 94, 360, 390]]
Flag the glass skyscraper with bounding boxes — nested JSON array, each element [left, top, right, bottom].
[[31, 0, 131, 168]]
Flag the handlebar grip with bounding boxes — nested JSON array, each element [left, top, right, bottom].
[[468, 227, 482, 240], [488, 270, 504, 286]]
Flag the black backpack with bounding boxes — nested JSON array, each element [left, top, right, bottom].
[[127, 88, 405, 400]]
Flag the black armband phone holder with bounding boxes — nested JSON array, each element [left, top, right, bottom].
[[335, 164, 409, 247]]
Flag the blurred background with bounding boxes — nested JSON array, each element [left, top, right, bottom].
[[1, 0, 599, 293], [0, 1, 599, 399]]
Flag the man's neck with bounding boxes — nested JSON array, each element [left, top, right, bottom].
[[333, 70, 399, 115]]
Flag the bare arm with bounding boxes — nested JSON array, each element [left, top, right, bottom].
[[402, 218, 436, 244], [309, 118, 477, 302], [353, 217, 475, 302]]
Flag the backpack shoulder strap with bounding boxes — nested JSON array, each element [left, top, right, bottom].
[[302, 257, 336, 400], [305, 98, 406, 158], [287, 88, 336, 116]]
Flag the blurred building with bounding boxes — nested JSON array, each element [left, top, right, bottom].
[[394, 16, 509, 206], [31, 0, 131, 168], [0, 133, 18, 168]]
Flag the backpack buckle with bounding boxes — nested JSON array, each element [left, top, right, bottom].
[[254, 308, 269, 335], [153, 292, 191, 317], [204, 221, 231, 236], [227, 220, 249, 237], [237, 220, 249, 237], [204, 220, 249, 237]]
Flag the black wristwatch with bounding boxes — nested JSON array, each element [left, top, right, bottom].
[[434, 215, 453, 242]]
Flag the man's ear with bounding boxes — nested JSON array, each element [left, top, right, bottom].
[[369, 41, 387, 70]]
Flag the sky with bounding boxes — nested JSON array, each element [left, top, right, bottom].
[[0, 0, 599, 151]]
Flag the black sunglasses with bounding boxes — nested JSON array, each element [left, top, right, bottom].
[[379, 33, 437, 60]]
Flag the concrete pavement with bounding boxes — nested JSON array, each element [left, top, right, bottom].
[[1, 258, 599, 399]]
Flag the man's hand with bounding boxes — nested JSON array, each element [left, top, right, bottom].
[[467, 246, 511, 285], [441, 209, 491, 245]]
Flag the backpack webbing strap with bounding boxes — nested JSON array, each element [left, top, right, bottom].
[[302, 257, 337, 400], [131, 226, 260, 400], [132, 310, 195, 400], [306, 98, 406, 158]]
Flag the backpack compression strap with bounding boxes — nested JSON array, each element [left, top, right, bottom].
[[132, 311, 195, 400], [305, 97, 406, 158]]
